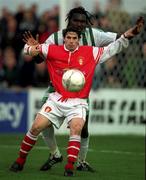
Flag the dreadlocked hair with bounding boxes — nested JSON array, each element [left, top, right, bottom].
[[66, 6, 95, 26]]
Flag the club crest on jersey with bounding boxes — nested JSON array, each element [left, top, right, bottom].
[[78, 56, 84, 65]]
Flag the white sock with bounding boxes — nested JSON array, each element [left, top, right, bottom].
[[78, 136, 89, 162], [41, 125, 61, 157]]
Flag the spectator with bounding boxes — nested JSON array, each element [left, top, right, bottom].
[[18, 54, 35, 88], [0, 48, 3, 69], [105, 0, 131, 33], [33, 62, 49, 88], [0, 7, 10, 41], [18, 8, 38, 34], [121, 40, 146, 88], [97, 13, 113, 32], [0, 47, 19, 89], [101, 56, 121, 88], [38, 16, 59, 43], [138, 40, 146, 87], [15, 4, 25, 26]]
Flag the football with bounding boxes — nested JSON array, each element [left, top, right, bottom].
[[62, 69, 85, 92]]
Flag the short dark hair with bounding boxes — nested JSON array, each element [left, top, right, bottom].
[[66, 6, 94, 26], [63, 27, 81, 38]]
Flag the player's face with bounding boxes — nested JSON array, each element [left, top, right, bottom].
[[69, 13, 87, 32], [64, 32, 79, 51]]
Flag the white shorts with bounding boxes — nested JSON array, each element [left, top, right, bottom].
[[38, 92, 88, 129]]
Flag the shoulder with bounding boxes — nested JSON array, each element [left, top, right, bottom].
[[54, 29, 63, 35], [86, 27, 104, 34], [53, 30, 63, 38], [86, 27, 116, 37], [54, 30, 64, 45], [87, 27, 117, 44]]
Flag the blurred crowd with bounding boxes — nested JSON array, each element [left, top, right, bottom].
[[0, 0, 146, 91]]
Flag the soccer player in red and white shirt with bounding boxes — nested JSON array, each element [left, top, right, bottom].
[[10, 19, 144, 176], [23, 7, 118, 172]]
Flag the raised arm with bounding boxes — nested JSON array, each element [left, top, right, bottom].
[[24, 40, 49, 59], [23, 31, 55, 63]]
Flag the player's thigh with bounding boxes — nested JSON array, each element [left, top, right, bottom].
[[39, 100, 64, 129], [66, 105, 87, 122]]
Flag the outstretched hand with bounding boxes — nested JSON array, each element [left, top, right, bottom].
[[23, 31, 39, 45], [124, 16, 144, 39]]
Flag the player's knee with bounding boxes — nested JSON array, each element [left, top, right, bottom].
[[31, 124, 42, 136], [70, 124, 83, 136]]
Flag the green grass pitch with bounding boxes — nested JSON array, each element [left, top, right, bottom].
[[0, 134, 145, 180]]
